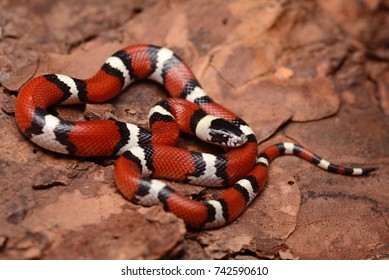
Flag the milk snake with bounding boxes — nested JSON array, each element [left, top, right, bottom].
[[15, 44, 377, 229]]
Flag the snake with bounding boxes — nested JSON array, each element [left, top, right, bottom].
[[14, 44, 377, 229]]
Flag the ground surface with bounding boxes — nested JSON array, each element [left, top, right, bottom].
[[0, 0, 388, 259]]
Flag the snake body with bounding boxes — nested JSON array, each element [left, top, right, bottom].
[[15, 44, 377, 229]]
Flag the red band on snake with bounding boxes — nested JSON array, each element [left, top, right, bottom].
[[15, 44, 377, 229]]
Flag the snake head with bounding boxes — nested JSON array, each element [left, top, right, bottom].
[[207, 118, 247, 147]]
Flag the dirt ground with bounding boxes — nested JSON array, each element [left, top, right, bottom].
[[0, 0, 388, 259]]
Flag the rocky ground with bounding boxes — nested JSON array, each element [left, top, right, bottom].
[[0, 0, 388, 259]]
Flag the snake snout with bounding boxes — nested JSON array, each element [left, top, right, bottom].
[[232, 133, 247, 147]]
